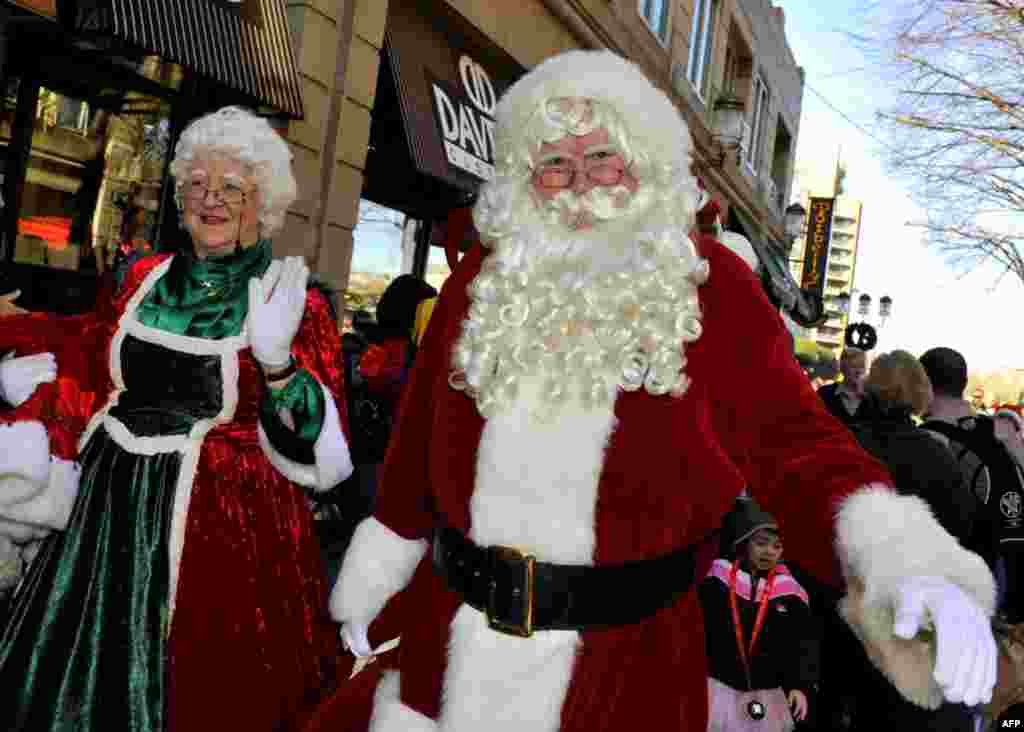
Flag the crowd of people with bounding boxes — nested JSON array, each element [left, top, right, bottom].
[[0, 50, 1011, 732]]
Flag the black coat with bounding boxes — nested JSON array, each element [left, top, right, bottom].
[[849, 395, 976, 543], [816, 382, 860, 426]]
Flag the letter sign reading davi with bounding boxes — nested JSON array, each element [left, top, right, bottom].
[[430, 55, 497, 181]]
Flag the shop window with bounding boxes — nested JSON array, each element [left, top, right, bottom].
[[425, 244, 452, 295], [687, 0, 719, 100], [639, 0, 672, 45], [11, 85, 172, 275], [345, 200, 411, 331]]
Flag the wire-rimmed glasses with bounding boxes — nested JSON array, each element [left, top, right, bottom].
[[182, 181, 248, 206]]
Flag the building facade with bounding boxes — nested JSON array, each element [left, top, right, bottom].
[[2, 0, 805, 322]]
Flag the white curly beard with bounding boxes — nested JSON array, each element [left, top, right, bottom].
[[452, 169, 707, 418]]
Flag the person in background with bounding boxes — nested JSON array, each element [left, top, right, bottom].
[[993, 408, 1024, 466], [701, 497, 818, 732], [358, 275, 438, 412], [816, 347, 868, 425], [844, 349, 977, 731], [0, 106, 353, 732], [111, 203, 155, 288], [919, 346, 1024, 625], [852, 350, 974, 540]]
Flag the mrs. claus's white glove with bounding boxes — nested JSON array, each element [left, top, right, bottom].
[[247, 257, 310, 370], [0, 352, 56, 407], [893, 575, 997, 706]]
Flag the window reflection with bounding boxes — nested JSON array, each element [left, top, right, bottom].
[[8, 83, 171, 274]]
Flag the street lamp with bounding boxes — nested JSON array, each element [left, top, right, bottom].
[[710, 94, 746, 167], [857, 293, 872, 317], [835, 289, 894, 351]]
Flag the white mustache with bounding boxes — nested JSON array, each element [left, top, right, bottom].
[[541, 184, 634, 224]]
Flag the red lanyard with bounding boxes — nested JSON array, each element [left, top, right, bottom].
[[728, 562, 777, 689]]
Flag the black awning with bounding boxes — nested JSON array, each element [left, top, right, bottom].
[[61, 0, 304, 118]]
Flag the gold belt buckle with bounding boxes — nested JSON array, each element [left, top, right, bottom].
[[486, 545, 536, 638]]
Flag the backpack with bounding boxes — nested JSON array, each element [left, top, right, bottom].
[[921, 416, 1024, 563]]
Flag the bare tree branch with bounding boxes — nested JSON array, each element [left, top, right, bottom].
[[855, 0, 1024, 285]]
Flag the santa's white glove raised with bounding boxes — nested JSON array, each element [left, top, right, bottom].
[[0, 421, 51, 501], [0, 352, 56, 407], [894, 575, 997, 706], [340, 622, 373, 658], [247, 257, 310, 370]]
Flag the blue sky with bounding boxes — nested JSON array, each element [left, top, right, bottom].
[[780, 0, 1024, 370]]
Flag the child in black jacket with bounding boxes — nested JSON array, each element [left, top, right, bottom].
[[701, 497, 820, 732]]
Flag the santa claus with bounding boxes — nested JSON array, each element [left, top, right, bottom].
[[324, 50, 996, 732]]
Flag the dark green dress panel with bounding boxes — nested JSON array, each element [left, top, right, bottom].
[[0, 427, 178, 732], [0, 337, 224, 732]]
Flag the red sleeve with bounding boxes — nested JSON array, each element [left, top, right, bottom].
[[372, 245, 485, 541], [292, 287, 350, 441], [694, 235, 893, 585], [0, 254, 170, 459]]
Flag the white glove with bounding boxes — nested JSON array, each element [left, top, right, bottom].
[[893, 575, 997, 706], [340, 622, 373, 658], [0, 352, 56, 407], [0, 421, 51, 501], [247, 257, 310, 370]]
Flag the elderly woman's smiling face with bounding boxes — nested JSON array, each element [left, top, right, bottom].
[[181, 156, 262, 259]]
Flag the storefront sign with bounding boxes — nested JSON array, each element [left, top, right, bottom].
[[800, 197, 835, 297], [12, 0, 57, 18], [430, 55, 497, 181], [379, 0, 523, 195]]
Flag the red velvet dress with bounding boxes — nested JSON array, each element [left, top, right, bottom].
[[308, 236, 892, 732], [0, 255, 348, 731]]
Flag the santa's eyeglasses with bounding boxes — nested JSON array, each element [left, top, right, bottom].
[[531, 151, 628, 189]]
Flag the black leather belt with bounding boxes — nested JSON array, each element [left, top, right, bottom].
[[432, 526, 697, 638]]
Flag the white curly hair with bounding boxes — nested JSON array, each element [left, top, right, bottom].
[[169, 106, 296, 236], [451, 51, 707, 418]]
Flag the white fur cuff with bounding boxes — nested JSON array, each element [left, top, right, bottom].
[[330, 517, 428, 626], [836, 485, 996, 708], [0, 456, 80, 531]]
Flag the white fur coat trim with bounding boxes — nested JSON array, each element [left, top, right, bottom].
[[835, 484, 996, 708], [0, 420, 51, 498], [0, 456, 79, 531], [330, 516, 428, 625], [370, 671, 437, 732], [257, 384, 353, 492], [436, 370, 614, 732]]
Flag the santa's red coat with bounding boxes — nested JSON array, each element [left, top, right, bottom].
[[311, 235, 891, 732]]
